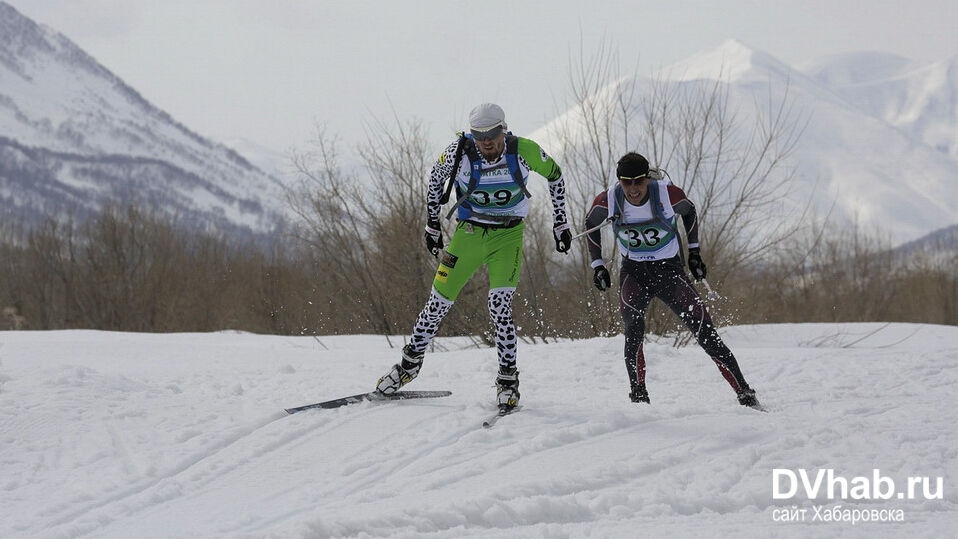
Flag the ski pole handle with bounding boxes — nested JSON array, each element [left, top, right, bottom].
[[570, 218, 613, 241]]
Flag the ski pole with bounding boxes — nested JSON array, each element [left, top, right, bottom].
[[701, 278, 721, 301], [570, 218, 613, 241]]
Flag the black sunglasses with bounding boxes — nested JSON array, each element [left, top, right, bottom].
[[470, 124, 504, 141]]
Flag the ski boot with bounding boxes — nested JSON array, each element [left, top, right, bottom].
[[737, 387, 764, 410], [629, 383, 650, 404], [496, 366, 520, 412], [376, 345, 423, 395]]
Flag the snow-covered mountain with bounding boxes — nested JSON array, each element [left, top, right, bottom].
[[536, 39, 958, 246], [0, 2, 290, 238], [800, 51, 958, 157]]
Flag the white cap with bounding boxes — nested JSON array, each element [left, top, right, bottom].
[[469, 103, 507, 131]]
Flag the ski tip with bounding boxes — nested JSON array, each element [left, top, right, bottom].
[[482, 405, 522, 428]]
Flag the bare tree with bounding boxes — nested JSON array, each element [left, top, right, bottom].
[[538, 40, 809, 337], [288, 118, 473, 339], [647, 73, 810, 275]]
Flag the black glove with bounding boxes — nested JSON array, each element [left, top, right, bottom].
[[687, 248, 707, 281], [424, 218, 443, 257], [593, 265, 611, 291], [554, 224, 572, 253]]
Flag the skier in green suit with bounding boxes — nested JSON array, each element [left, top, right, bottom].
[[376, 103, 572, 412]]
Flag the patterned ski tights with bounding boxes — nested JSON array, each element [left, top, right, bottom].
[[408, 287, 518, 370]]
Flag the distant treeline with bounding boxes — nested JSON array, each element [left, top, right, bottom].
[[1, 194, 954, 338]]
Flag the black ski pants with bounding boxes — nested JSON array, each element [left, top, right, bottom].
[[618, 257, 749, 394]]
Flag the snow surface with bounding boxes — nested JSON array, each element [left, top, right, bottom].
[[1, 323, 955, 538]]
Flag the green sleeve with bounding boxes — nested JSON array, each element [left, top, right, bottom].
[[516, 137, 562, 181], [516, 136, 569, 228]]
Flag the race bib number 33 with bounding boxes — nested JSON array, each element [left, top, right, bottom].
[[617, 224, 672, 253]]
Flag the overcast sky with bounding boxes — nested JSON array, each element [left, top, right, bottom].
[[6, 0, 958, 158]]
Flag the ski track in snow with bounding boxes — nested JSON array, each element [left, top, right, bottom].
[[0, 324, 955, 538]]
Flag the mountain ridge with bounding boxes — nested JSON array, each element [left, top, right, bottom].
[[534, 39, 958, 245], [0, 2, 289, 238]]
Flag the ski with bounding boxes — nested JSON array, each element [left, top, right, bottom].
[[745, 402, 769, 413], [482, 405, 522, 428], [285, 390, 452, 414]]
